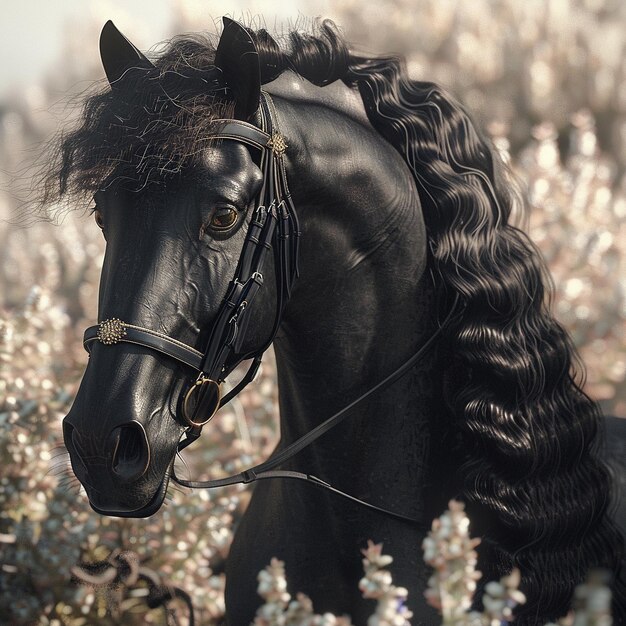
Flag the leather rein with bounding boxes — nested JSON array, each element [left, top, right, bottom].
[[83, 92, 455, 527]]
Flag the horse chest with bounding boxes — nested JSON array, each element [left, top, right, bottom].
[[225, 477, 440, 625]]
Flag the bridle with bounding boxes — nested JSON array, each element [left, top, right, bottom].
[[85, 93, 298, 433], [83, 92, 457, 526]]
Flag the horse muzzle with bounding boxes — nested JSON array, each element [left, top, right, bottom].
[[87, 468, 172, 519], [62, 415, 175, 518]]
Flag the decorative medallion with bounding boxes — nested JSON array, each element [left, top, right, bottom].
[[97, 318, 127, 345], [267, 132, 288, 156]]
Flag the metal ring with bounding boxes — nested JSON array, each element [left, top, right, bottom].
[[181, 378, 222, 428]]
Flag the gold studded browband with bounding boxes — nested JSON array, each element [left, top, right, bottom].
[[84, 319, 204, 371]]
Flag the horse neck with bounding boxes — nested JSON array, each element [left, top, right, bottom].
[[274, 268, 439, 443], [268, 88, 448, 513]]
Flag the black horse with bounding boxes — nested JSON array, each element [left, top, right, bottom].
[[45, 18, 624, 625]]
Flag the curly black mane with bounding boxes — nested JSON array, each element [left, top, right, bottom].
[[38, 34, 230, 208], [42, 20, 624, 624]]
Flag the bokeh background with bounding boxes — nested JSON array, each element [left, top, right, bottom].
[[1, 1, 625, 624]]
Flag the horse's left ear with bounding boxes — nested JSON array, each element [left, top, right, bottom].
[[100, 20, 155, 88], [214, 17, 261, 121]]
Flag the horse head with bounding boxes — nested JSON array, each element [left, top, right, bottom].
[[62, 15, 427, 520], [63, 19, 283, 517]]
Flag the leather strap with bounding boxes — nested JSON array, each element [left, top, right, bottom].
[[84, 323, 203, 371], [208, 120, 271, 151], [195, 94, 298, 387], [172, 297, 459, 526], [241, 470, 426, 527]]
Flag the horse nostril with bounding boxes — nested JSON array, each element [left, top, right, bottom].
[[62, 421, 89, 477], [110, 422, 151, 483], [63, 421, 76, 451]]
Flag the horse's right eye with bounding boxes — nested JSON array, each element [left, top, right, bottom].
[[209, 207, 238, 231]]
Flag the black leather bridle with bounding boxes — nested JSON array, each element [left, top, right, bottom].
[[83, 92, 456, 526], [85, 93, 299, 436]]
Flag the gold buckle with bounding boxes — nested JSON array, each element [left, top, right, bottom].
[[182, 377, 221, 427]]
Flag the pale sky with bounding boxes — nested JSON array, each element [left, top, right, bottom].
[[0, 1, 174, 95], [0, 0, 341, 98]]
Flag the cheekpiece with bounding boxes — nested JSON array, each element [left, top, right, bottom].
[[97, 318, 127, 345], [267, 132, 287, 156]]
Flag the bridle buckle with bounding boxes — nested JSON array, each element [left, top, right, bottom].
[[181, 376, 222, 428]]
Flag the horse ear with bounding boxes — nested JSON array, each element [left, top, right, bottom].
[[100, 20, 155, 88], [214, 17, 261, 121]]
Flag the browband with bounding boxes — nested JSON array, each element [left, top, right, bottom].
[[209, 120, 271, 151]]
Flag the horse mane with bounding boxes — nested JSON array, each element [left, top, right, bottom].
[[288, 25, 625, 623], [40, 20, 624, 623], [36, 34, 232, 211]]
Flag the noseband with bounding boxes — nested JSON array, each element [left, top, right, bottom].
[[83, 92, 458, 525]]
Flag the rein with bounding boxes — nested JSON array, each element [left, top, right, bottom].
[[172, 303, 455, 527], [83, 92, 457, 527]]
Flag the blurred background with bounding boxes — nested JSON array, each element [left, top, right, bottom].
[[1, 1, 625, 624]]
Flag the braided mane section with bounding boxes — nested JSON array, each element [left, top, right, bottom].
[[255, 22, 625, 624]]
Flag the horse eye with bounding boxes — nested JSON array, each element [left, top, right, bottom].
[[94, 209, 105, 230], [210, 207, 238, 231]]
